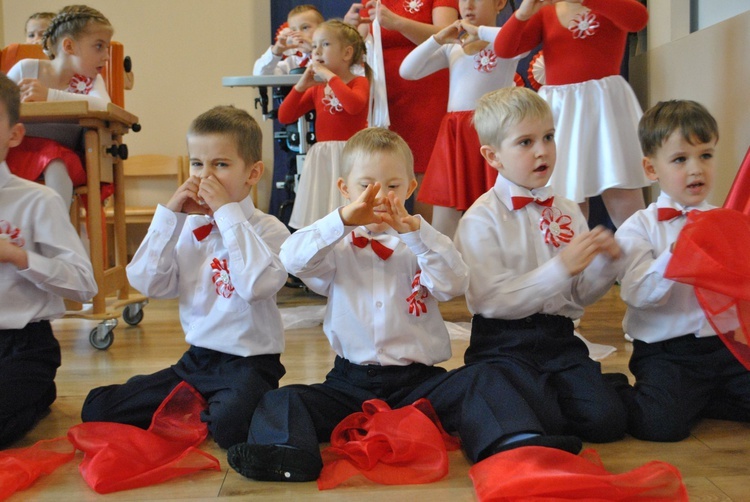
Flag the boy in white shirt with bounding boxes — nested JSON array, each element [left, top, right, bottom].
[[0, 73, 97, 448], [455, 87, 627, 445], [227, 127, 582, 483], [253, 4, 323, 76], [81, 106, 290, 449], [616, 99, 750, 441]]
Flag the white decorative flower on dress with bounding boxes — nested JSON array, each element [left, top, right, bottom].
[[404, 0, 423, 14], [67, 74, 95, 95], [568, 10, 600, 39], [0, 220, 25, 248], [322, 85, 343, 114], [474, 49, 498, 73], [539, 207, 575, 248], [211, 258, 235, 298]]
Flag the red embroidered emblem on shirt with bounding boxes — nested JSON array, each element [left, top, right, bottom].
[[67, 74, 95, 94], [0, 220, 25, 247], [568, 10, 600, 39], [406, 270, 429, 317], [474, 49, 498, 73], [210, 258, 235, 298], [539, 207, 575, 248], [404, 0, 423, 14]]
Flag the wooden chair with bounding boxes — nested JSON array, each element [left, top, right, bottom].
[[104, 154, 187, 226]]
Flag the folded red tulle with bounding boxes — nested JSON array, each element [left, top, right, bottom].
[[665, 209, 750, 370], [0, 437, 75, 501], [67, 381, 220, 494], [470, 447, 688, 502], [724, 146, 750, 214], [318, 398, 460, 490]]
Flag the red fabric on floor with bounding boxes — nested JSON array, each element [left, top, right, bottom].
[[469, 447, 688, 501], [0, 437, 75, 501], [318, 398, 460, 490]]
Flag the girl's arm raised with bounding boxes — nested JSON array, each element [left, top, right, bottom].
[[326, 75, 370, 114], [582, 0, 648, 32]]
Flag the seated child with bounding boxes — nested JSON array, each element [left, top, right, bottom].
[[0, 73, 97, 448], [80, 106, 290, 449], [25, 11, 55, 44], [455, 87, 627, 444], [615, 99, 750, 442], [227, 127, 582, 483], [253, 4, 323, 75]]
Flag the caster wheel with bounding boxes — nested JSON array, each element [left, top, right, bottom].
[[122, 304, 144, 326], [90, 327, 114, 350]]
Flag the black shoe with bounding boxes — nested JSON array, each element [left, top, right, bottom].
[[492, 434, 583, 456], [227, 443, 322, 482]]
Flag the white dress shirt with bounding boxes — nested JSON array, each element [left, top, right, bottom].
[[126, 196, 290, 357], [280, 209, 469, 366], [455, 175, 619, 320], [0, 161, 97, 329], [252, 46, 304, 75], [7, 59, 111, 111], [400, 28, 524, 112], [616, 192, 716, 343]]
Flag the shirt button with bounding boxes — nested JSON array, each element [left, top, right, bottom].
[[375, 301, 383, 308]]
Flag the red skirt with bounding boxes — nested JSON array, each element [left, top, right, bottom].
[[418, 111, 497, 210], [6, 136, 86, 187]]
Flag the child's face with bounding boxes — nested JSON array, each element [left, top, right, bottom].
[[481, 114, 556, 191], [66, 25, 113, 78], [643, 129, 716, 208], [26, 18, 50, 45], [288, 10, 321, 40], [339, 150, 418, 233], [187, 133, 262, 205], [459, 0, 505, 27], [311, 27, 353, 72], [0, 103, 25, 163]]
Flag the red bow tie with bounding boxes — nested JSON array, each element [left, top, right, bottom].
[[657, 208, 700, 221], [511, 196, 554, 210], [193, 222, 214, 241], [351, 231, 394, 260]]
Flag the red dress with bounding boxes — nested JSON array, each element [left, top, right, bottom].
[[378, 0, 457, 174]]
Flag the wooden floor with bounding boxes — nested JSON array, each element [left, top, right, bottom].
[[10, 285, 750, 501]]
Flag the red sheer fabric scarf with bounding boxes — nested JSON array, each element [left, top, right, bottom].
[[470, 447, 688, 501], [664, 209, 750, 370], [724, 146, 750, 214], [0, 437, 75, 500], [317, 398, 460, 490], [67, 381, 220, 494]]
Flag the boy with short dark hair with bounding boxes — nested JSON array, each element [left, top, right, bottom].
[[81, 105, 290, 449], [616, 99, 750, 441], [0, 73, 97, 447], [253, 4, 324, 75]]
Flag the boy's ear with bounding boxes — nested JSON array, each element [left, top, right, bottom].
[[406, 178, 418, 199], [337, 177, 351, 200], [480, 145, 502, 170], [246, 161, 264, 185], [642, 156, 658, 182], [9, 122, 25, 149]]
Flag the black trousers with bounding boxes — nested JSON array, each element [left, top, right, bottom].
[[82, 346, 285, 449], [465, 314, 627, 443], [248, 355, 546, 463], [0, 321, 60, 448], [626, 334, 750, 441]]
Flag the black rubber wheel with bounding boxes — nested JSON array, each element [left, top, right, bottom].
[[89, 327, 114, 350], [122, 304, 144, 326]]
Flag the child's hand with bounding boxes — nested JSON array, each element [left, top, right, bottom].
[[309, 62, 336, 83], [515, 0, 553, 21], [165, 175, 206, 215], [559, 226, 618, 275], [434, 20, 463, 45], [344, 3, 369, 26], [17, 78, 49, 102], [0, 237, 28, 269], [381, 191, 420, 233], [196, 175, 231, 215], [295, 65, 322, 92], [340, 183, 385, 227], [272, 27, 294, 56]]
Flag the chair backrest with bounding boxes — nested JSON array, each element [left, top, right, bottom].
[[121, 155, 186, 209], [0, 42, 127, 107]]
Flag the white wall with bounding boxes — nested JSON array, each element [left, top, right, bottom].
[[2, 0, 275, 210], [695, 0, 750, 30], [630, 9, 750, 205]]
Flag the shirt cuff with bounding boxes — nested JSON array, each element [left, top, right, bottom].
[[213, 202, 246, 233]]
